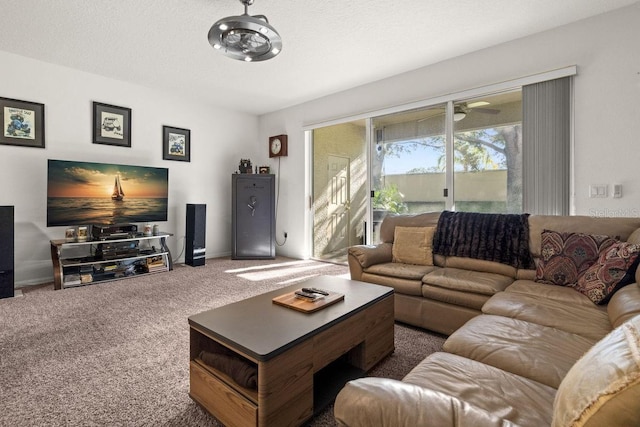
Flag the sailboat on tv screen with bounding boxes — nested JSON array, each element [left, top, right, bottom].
[[111, 175, 125, 201]]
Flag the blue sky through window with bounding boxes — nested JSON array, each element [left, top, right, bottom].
[[383, 128, 507, 175]]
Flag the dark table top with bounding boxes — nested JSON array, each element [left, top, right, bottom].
[[188, 276, 393, 361]]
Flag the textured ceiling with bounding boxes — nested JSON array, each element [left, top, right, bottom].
[[0, 0, 636, 115]]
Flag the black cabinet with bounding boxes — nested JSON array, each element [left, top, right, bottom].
[[0, 206, 14, 299], [232, 174, 275, 259]]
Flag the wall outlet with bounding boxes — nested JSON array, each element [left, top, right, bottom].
[[613, 184, 622, 198]]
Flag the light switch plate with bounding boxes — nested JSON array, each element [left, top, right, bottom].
[[589, 184, 608, 198]]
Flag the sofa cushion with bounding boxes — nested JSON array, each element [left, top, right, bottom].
[[444, 256, 517, 278], [391, 226, 435, 266], [608, 283, 640, 329], [626, 227, 640, 244], [404, 352, 556, 427], [364, 262, 436, 281], [362, 262, 437, 297], [482, 292, 610, 342], [506, 280, 597, 308], [535, 230, 617, 286], [421, 284, 490, 311], [574, 241, 640, 304], [335, 378, 519, 427], [552, 315, 640, 427], [348, 243, 392, 269], [423, 268, 513, 296], [516, 268, 537, 280], [443, 315, 595, 388]]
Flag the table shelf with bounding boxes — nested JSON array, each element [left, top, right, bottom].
[[50, 233, 173, 290]]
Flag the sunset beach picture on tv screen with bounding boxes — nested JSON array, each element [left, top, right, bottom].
[[47, 159, 169, 227]]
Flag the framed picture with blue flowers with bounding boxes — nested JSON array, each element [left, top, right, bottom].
[[162, 125, 190, 162], [0, 96, 45, 148]]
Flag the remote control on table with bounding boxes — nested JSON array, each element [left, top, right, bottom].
[[301, 287, 329, 296], [295, 290, 321, 301]]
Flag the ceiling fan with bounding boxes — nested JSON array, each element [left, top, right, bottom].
[[416, 101, 501, 123], [454, 101, 500, 120], [208, 0, 282, 62]]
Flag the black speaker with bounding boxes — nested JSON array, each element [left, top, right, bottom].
[[0, 206, 14, 299], [186, 204, 206, 267]]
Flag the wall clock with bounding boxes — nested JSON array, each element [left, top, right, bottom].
[[269, 134, 288, 158]]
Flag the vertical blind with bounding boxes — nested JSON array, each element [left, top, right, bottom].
[[522, 76, 571, 215]]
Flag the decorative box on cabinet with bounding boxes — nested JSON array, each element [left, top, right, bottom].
[[232, 174, 275, 259], [50, 232, 173, 290]]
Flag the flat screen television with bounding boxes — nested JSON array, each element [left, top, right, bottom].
[[47, 159, 169, 227]]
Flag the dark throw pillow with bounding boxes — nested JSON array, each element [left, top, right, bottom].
[[573, 242, 640, 304], [535, 230, 617, 286]]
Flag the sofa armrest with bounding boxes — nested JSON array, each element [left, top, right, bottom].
[[334, 378, 516, 427], [347, 243, 393, 280]]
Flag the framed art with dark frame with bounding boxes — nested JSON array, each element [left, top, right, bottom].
[[92, 101, 132, 147], [0, 96, 45, 148], [162, 125, 191, 162]]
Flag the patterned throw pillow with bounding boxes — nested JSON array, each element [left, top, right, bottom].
[[573, 242, 640, 304], [535, 230, 617, 286], [392, 226, 435, 266]]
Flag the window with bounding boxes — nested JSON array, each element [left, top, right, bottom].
[[452, 92, 523, 213], [307, 69, 574, 250]]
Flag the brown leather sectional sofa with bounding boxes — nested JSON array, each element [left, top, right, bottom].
[[336, 212, 640, 426]]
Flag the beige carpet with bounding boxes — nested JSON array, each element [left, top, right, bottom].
[[0, 257, 445, 426]]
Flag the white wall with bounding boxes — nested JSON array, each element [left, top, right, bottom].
[[259, 3, 640, 259], [3, 4, 639, 284], [0, 51, 259, 286]]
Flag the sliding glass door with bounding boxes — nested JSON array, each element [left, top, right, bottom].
[[370, 90, 523, 242], [309, 76, 570, 252], [371, 105, 447, 242], [452, 91, 523, 213]]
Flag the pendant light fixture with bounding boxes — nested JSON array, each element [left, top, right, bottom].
[[208, 0, 282, 62]]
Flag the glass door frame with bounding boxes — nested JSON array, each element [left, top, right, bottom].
[[306, 66, 577, 249]]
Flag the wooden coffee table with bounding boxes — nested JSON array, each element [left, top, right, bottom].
[[188, 276, 394, 427]]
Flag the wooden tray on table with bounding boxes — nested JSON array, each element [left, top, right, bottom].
[[272, 289, 344, 313]]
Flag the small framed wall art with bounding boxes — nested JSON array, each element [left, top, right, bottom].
[[162, 125, 190, 162], [92, 101, 132, 147], [0, 96, 45, 148]]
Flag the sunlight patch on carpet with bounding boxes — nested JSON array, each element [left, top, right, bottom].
[[235, 263, 337, 281], [277, 272, 350, 285], [224, 259, 317, 274]]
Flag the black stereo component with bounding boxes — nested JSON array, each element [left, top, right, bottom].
[[92, 223, 138, 240], [95, 240, 139, 260], [186, 204, 206, 267]]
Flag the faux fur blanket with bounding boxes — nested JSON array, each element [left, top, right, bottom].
[[432, 211, 535, 269]]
